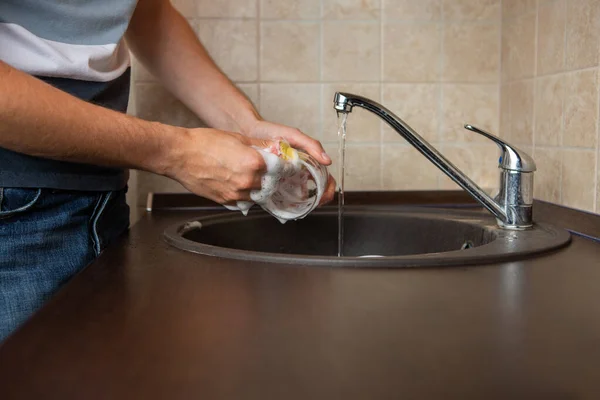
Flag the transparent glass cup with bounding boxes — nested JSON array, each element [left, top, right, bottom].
[[261, 150, 328, 223]]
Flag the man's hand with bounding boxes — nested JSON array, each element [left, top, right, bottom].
[[244, 120, 331, 166], [165, 127, 336, 207], [165, 129, 272, 205], [243, 119, 336, 205]]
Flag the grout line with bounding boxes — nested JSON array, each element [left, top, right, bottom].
[[437, 1, 445, 190], [256, 1, 261, 112], [531, 0, 539, 159], [535, 65, 599, 80], [558, 71, 566, 205], [502, 6, 538, 21], [496, 0, 506, 183], [563, 0, 569, 72], [135, 79, 516, 85], [246, 18, 504, 24], [595, 66, 600, 213], [559, 0, 569, 206], [319, 0, 324, 142], [497, 0, 504, 141], [379, 0, 384, 190], [247, 17, 502, 25], [534, 145, 597, 151], [504, 76, 538, 85], [325, 140, 487, 147]]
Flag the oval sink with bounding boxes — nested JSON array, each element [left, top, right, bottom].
[[163, 207, 571, 267]]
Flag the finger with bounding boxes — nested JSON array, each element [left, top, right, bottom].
[[241, 136, 274, 149], [188, 185, 225, 205], [250, 174, 263, 190], [277, 127, 332, 166], [319, 174, 337, 206], [236, 147, 268, 175], [221, 190, 253, 204], [234, 190, 253, 202], [195, 180, 254, 204]]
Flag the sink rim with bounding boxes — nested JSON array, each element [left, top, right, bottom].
[[163, 207, 571, 268]]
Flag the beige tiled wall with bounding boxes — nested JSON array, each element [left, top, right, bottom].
[[131, 0, 505, 207], [500, 0, 600, 213]]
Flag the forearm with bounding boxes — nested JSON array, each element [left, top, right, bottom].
[[125, 0, 259, 134], [0, 61, 181, 175]]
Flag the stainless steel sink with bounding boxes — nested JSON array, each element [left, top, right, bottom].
[[163, 206, 571, 267]]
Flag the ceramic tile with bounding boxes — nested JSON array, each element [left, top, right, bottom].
[[504, 14, 536, 81], [323, 0, 380, 19], [534, 75, 565, 146], [260, 22, 320, 81], [442, 0, 500, 21], [343, 145, 382, 190], [563, 69, 599, 148], [537, 0, 566, 76], [561, 149, 596, 212], [197, 20, 258, 82], [597, 148, 600, 213], [500, 18, 510, 83], [326, 143, 382, 190], [383, 22, 441, 82], [134, 83, 204, 128], [131, 56, 155, 82], [323, 143, 340, 183], [500, 84, 510, 139], [438, 144, 499, 190], [260, 0, 320, 18], [381, 84, 440, 142], [566, 0, 600, 69], [323, 22, 381, 81], [382, 0, 442, 21], [236, 84, 260, 109], [502, 0, 537, 19], [170, 0, 196, 17], [509, 80, 534, 145], [382, 145, 440, 189], [194, 0, 257, 17], [534, 147, 562, 203], [442, 23, 500, 83], [441, 84, 499, 143], [259, 84, 322, 139]]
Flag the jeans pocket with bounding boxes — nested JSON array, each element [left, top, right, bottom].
[[0, 188, 43, 220], [89, 188, 130, 256]]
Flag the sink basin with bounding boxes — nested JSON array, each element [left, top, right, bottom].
[[163, 207, 571, 267]]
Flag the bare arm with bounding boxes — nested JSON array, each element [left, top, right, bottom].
[[125, 0, 332, 166], [0, 61, 174, 173], [0, 61, 270, 204]]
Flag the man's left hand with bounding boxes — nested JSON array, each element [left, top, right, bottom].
[[244, 119, 336, 205]]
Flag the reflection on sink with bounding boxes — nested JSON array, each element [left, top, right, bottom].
[[163, 207, 571, 268]]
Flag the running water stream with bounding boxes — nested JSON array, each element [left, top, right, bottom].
[[337, 112, 348, 257]]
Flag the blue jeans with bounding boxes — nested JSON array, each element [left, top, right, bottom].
[[0, 187, 129, 342]]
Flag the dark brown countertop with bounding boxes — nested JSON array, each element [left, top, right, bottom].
[[1, 191, 600, 399]]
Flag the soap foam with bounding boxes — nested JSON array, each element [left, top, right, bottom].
[[229, 140, 327, 223]]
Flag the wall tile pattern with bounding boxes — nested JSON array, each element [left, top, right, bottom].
[[133, 0, 599, 215], [500, 0, 600, 213]]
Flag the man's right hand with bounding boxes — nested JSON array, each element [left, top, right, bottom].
[[163, 128, 271, 205]]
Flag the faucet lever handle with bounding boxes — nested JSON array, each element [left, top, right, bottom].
[[464, 124, 536, 172]]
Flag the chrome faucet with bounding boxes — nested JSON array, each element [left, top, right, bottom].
[[333, 92, 536, 230]]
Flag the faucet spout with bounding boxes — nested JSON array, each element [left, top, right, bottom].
[[333, 92, 535, 229], [334, 92, 352, 113]]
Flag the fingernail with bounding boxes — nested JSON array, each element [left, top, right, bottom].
[[322, 152, 331, 163]]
